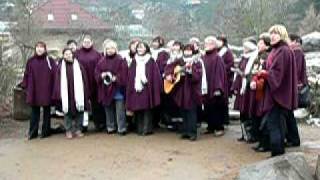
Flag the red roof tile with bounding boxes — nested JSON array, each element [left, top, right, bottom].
[[32, 0, 110, 30]]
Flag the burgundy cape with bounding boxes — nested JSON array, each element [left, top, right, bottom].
[[52, 60, 90, 115], [221, 48, 235, 95], [95, 54, 128, 106], [236, 57, 260, 117], [75, 47, 101, 100], [202, 50, 228, 104], [262, 41, 298, 113], [231, 57, 248, 111], [156, 51, 170, 77], [21, 54, 56, 106], [290, 44, 308, 87], [164, 59, 202, 110], [126, 57, 162, 111], [250, 53, 269, 117]]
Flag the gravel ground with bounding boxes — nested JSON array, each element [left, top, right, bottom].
[[0, 117, 319, 180]]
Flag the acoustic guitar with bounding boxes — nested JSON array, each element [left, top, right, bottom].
[[164, 64, 191, 94]]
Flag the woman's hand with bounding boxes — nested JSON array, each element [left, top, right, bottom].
[[165, 75, 173, 82], [101, 72, 108, 79], [250, 81, 257, 90], [214, 90, 221, 96]]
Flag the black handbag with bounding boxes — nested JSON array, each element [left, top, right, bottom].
[[298, 85, 311, 108]]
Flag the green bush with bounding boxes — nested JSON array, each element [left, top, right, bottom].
[[0, 66, 18, 103]]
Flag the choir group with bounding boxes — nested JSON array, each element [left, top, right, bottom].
[[20, 24, 307, 157]]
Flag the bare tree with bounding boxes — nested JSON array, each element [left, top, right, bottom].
[[9, 0, 45, 65], [142, 2, 199, 41], [213, 0, 299, 44], [299, 3, 320, 35], [313, 0, 320, 14]]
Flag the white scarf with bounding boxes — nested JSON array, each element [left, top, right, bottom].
[[199, 57, 208, 95], [167, 51, 183, 64], [240, 50, 259, 95], [218, 46, 228, 57], [134, 54, 151, 92], [183, 56, 194, 64], [61, 59, 85, 114], [151, 48, 166, 61], [184, 55, 208, 95], [46, 56, 52, 70], [119, 50, 133, 67]]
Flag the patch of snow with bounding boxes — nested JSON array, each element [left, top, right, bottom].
[[306, 118, 320, 127]]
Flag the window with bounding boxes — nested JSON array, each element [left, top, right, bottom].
[[71, 14, 78, 21], [48, 14, 54, 21]]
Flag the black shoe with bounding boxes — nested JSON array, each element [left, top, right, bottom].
[[167, 125, 178, 132], [81, 127, 88, 133], [95, 125, 106, 132], [285, 142, 300, 148], [141, 132, 154, 136], [40, 132, 51, 139], [237, 137, 245, 142], [254, 147, 270, 153], [271, 152, 285, 157], [251, 144, 261, 151], [107, 130, 116, 134], [204, 130, 214, 135], [118, 131, 127, 136], [247, 138, 257, 144], [180, 134, 189, 139], [153, 123, 160, 129], [189, 136, 197, 141], [27, 134, 38, 140], [40, 134, 50, 139]]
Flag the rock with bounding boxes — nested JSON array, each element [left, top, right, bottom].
[[238, 152, 314, 180], [306, 118, 320, 127], [294, 108, 309, 119], [316, 155, 320, 180], [302, 141, 320, 150], [13, 86, 31, 120], [302, 32, 320, 52], [306, 52, 320, 68]]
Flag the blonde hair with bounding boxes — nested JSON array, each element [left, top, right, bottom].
[[103, 39, 118, 55], [268, 24, 289, 42]]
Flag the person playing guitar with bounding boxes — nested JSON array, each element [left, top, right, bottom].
[[164, 44, 202, 141]]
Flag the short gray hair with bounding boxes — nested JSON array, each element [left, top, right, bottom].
[[204, 36, 222, 47]]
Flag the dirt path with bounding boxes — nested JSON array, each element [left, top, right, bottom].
[[0, 118, 319, 180]]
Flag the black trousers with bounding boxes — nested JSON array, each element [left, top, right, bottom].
[[252, 116, 263, 143], [205, 97, 225, 132], [29, 106, 51, 138], [91, 99, 106, 131], [285, 110, 300, 146], [259, 117, 271, 150], [126, 115, 135, 132], [239, 113, 250, 139], [197, 105, 206, 124], [154, 94, 180, 126], [264, 104, 287, 156], [223, 101, 230, 125], [180, 106, 197, 137], [153, 106, 161, 128], [135, 110, 153, 135]]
